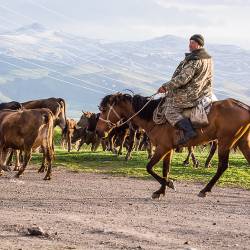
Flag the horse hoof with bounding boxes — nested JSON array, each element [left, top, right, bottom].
[[198, 191, 206, 197], [38, 168, 45, 173], [2, 165, 12, 171], [167, 180, 176, 191], [151, 193, 161, 199], [6, 166, 12, 172], [194, 162, 199, 168], [183, 161, 189, 167], [43, 176, 51, 180], [15, 174, 20, 178], [152, 191, 165, 199]]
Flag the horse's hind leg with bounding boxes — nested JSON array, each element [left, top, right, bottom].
[[199, 142, 230, 197], [183, 147, 192, 166], [204, 141, 218, 168], [183, 147, 199, 167], [237, 131, 250, 164], [191, 150, 199, 168]]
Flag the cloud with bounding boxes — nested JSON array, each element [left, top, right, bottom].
[[1, 0, 250, 48], [154, 0, 250, 10]]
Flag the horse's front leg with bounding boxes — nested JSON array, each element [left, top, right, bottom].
[[152, 149, 175, 198], [163, 150, 176, 191], [118, 132, 127, 155], [146, 146, 171, 199], [125, 130, 136, 161]]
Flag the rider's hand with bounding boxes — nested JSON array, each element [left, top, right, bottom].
[[157, 86, 167, 94]]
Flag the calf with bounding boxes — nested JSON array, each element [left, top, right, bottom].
[[61, 118, 77, 152], [72, 127, 101, 151]]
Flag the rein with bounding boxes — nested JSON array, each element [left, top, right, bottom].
[[99, 92, 158, 128], [98, 104, 122, 127]]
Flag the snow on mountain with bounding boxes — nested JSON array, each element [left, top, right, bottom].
[[0, 23, 249, 117]]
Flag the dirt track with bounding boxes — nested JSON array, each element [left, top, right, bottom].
[[0, 166, 249, 250]]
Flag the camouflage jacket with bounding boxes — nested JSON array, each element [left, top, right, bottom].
[[162, 48, 213, 108]]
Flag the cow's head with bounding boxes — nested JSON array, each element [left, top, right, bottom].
[[77, 111, 92, 128], [54, 99, 66, 130]]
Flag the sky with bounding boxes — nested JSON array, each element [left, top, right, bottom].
[[0, 0, 250, 48]]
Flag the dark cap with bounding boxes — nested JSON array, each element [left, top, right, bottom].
[[190, 34, 204, 47]]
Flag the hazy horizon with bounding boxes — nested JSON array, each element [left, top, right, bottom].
[[0, 0, 250, 48]]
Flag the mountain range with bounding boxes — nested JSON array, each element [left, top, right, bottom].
[[0, 23, 249, 117]]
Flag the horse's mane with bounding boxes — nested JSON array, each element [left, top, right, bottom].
[[99, 93, 162, 121], [132, 95, 162, 121], [99, 93, 132, 109]]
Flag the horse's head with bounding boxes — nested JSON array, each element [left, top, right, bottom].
[[96, 93, 132, 138]]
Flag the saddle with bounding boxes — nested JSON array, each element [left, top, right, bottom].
[[182, 96, 214, 128]]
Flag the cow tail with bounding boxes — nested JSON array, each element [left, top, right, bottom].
[[46, 111, 55, 160], [58, 98, 67, 122]]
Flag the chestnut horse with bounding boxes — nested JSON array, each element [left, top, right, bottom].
[[96, 93, 250, 198]]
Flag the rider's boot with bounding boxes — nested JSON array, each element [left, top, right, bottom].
[[175, 118, 197, 145]]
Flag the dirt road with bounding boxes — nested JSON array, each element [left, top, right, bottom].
[[0, 167, 249, 250]]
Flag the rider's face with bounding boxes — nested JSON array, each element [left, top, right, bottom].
[[189, 40, 200, 52]]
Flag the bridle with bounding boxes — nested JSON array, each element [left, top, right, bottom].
[[98, 103, 122, 127], [98, 92, 158, 128]]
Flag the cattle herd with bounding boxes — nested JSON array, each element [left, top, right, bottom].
[[0, 97, 154, 180], [0, 97, 248, 182], [0, 98, 66, 179]]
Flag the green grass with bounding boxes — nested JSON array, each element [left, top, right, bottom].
[[30, 127, 250, 189], [31, 148, 250, 189]]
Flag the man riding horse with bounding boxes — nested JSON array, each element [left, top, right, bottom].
[[156, 34, 213, 145], [96, 34, 250, 198]]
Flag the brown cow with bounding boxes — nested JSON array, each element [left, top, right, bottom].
[[0, 101, 22, 110], [7, 97, 66, 171], [72, 127, 101, 152], [0, 108, 54, 180], [72, 113, 101, 151], [61, 118, 77, 152], [22, 97, 67, 129], [0, 101, 23, 170]]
